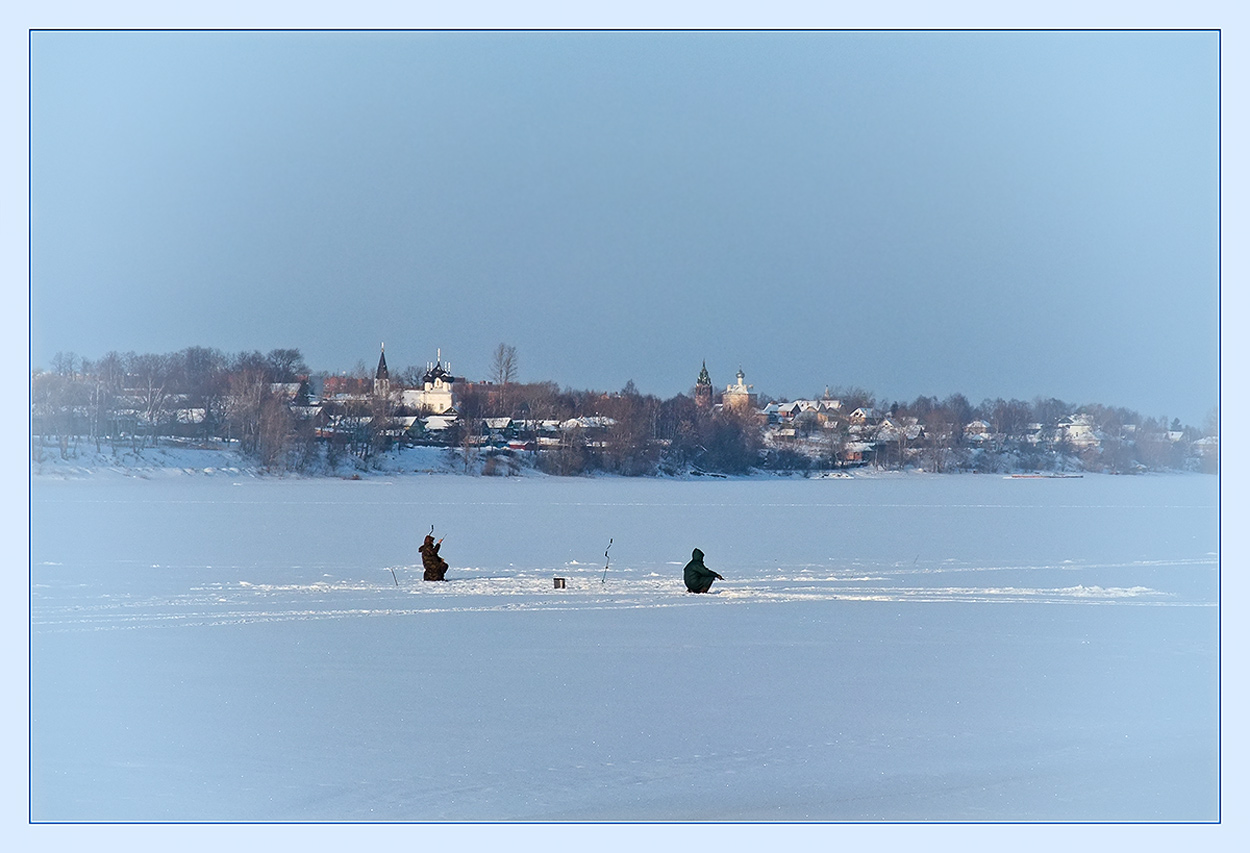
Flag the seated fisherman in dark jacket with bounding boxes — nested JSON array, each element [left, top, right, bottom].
[[420, 534, 449, 581], [683, 548, 724, 593]]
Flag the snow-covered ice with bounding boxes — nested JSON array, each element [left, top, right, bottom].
[[30, 470, 1218, 822]]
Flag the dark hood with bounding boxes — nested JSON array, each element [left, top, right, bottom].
[[692, 548, 704, 561]]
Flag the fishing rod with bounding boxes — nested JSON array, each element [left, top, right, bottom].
[[602, 538, 613, 585]]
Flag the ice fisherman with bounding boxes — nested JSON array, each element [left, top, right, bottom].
[[420, 533, 449, 581], [683, 548, 724, 593]]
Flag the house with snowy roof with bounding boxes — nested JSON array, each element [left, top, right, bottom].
[[763, 397, 843, 429], [559, 416, 616, 432], [1193, 435, 1219, 458], [877, 417, 923, 442], [775, 401, 805, 419], [269, 382, 306, 403], [1023, 423, 1048, 445], [1057, 414, 1101, 449], [423, 413, 458, 433], [964, 420, 994, 444], [841, 441, 876, 464]]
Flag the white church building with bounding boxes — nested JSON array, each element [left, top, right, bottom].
[[399, 349, 458, 414]]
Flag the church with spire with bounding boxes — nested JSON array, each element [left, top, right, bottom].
[[693, 360, 757, 412], [722, 366, 756, 411], [400, 348, 458, 414], [695, 361, 714, 409], [374, 344, 390, 398]]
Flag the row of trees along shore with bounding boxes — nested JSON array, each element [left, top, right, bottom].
[[31, 347, 1219, 476]]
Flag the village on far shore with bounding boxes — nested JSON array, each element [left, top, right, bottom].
[[30, 344, 1219, 477]]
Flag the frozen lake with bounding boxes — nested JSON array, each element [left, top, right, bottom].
[[30, 471, 1219, 822]]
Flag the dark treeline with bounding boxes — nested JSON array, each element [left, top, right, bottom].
[[454, 379, 766, 477], [31, 347, 1219, 476]]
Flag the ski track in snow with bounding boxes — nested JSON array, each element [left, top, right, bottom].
[[31, 556, 1215, 633]]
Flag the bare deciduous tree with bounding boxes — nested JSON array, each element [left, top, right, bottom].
[[51, 351, 79, 379], [128, 352, 173, 449], [490, 343, 518, 386], [267, 348, 309, 383], [601, 382, 661, 475]]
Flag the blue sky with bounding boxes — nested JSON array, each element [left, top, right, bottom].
[[30, 30, 1219, 425]]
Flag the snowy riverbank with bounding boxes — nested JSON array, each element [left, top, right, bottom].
[[29, 441, 467, 480], [29, 438, 1217, 484]]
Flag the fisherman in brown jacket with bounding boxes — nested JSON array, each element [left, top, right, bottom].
[[419, 534, 448, 581]]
